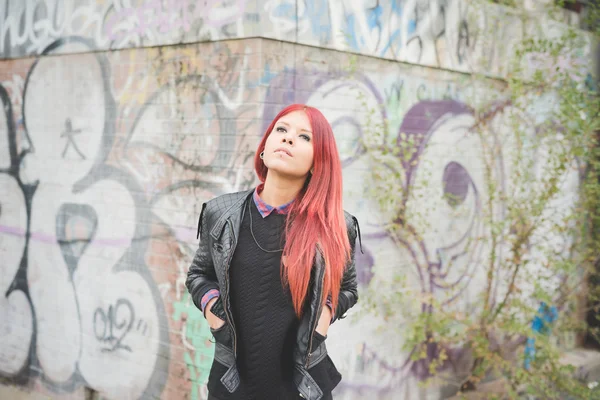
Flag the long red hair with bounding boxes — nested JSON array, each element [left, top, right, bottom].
[[254, 104, 351, 317]]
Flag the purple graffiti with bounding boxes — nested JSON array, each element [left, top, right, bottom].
[[443, 162, 472, 208], [105, 0, 248, 41]]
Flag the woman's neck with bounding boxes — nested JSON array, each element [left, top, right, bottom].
[[260, 172, 304, 207]]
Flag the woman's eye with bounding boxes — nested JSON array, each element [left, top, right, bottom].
[[300, 134, 311, 142], [276, 127, 287, 133]]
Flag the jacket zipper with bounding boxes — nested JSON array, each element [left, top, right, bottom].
[[224, 219, 238, 356], [305, 261, 326, 368]]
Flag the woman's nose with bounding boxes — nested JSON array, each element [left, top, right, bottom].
[[282, 135, 293, 145]]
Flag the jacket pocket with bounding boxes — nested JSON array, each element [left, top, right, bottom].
[[208, 326, 240, 397], [307, 331, 328, 369], [307, 355, 341, 396], [307, 333, 341, 395], [209, 296, 227, 322], [312, 331, 327, 348], [209, 317, 232, 349], [208, 353, 239, 397]]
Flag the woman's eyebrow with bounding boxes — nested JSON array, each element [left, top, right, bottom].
[[278, 120, 312, 134]]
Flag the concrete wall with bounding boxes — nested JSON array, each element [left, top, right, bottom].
[[0, 1, 593, 400], [0, 0, 530, 77]]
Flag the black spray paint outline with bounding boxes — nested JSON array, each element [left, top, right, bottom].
[[8, 36, 170, 398]]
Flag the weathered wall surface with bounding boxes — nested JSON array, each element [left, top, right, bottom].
[[0, 35, 484, 399], [0, 0, 527, 76], [0, 1, 593, 400]]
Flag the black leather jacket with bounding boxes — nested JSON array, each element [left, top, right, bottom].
[[186, 189, 360, 400]]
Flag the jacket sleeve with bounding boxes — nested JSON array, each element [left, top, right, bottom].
[[332, 215, 360, 323], [186, 202, 221, 317]]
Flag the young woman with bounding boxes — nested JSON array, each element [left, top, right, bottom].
[[186, 104, 360, 400]]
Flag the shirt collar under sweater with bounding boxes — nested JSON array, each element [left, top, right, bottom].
[[253, 185, 294, 218]]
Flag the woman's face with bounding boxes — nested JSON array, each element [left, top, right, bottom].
[[262, 110, 314, 179]]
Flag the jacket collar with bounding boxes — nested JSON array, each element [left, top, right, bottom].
[[209, 189, 254, 240]]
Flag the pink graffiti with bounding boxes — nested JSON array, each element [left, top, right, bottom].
[[105, 0, 248, 41]]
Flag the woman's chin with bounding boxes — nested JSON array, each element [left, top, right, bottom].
[[267, 166, 310, 181]]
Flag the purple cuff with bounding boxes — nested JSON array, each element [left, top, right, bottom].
[[201, 289, 220, 314], [325, 298, 335, 322]]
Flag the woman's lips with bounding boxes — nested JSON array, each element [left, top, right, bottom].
[[274, 148, 292, 157]]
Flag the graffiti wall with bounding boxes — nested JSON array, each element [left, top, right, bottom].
[[0, 0, 531, 77], [0, 3, 590, 400]]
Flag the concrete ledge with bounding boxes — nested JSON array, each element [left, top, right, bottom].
[[0, 384, 53, 400]]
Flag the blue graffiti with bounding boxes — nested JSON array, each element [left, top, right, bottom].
[[524, 302, 558, 370], [249, 63, 278, 89], [303, 0, 331, 42], [407, 19, 417, 35], [273, 3, 296, 20], [367, 5, 383, 30], [379, 30, 401, 57]]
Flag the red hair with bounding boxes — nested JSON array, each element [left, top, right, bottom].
[[254, 104, 351, 317]]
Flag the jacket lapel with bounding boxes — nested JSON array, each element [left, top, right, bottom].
[[210, 189, 253, 240]]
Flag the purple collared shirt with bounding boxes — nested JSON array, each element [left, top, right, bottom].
[[252, 187, 294, 217]]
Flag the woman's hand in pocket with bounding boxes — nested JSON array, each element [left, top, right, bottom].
[[315, 306, 332, 336], [206, 298, 226, 330]]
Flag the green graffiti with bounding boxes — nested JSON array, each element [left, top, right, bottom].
[[173, 291, 214, 400], [385, 88, 404, 135]]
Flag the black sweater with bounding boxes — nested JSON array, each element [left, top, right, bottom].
[[228, 199, 299, 399]]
